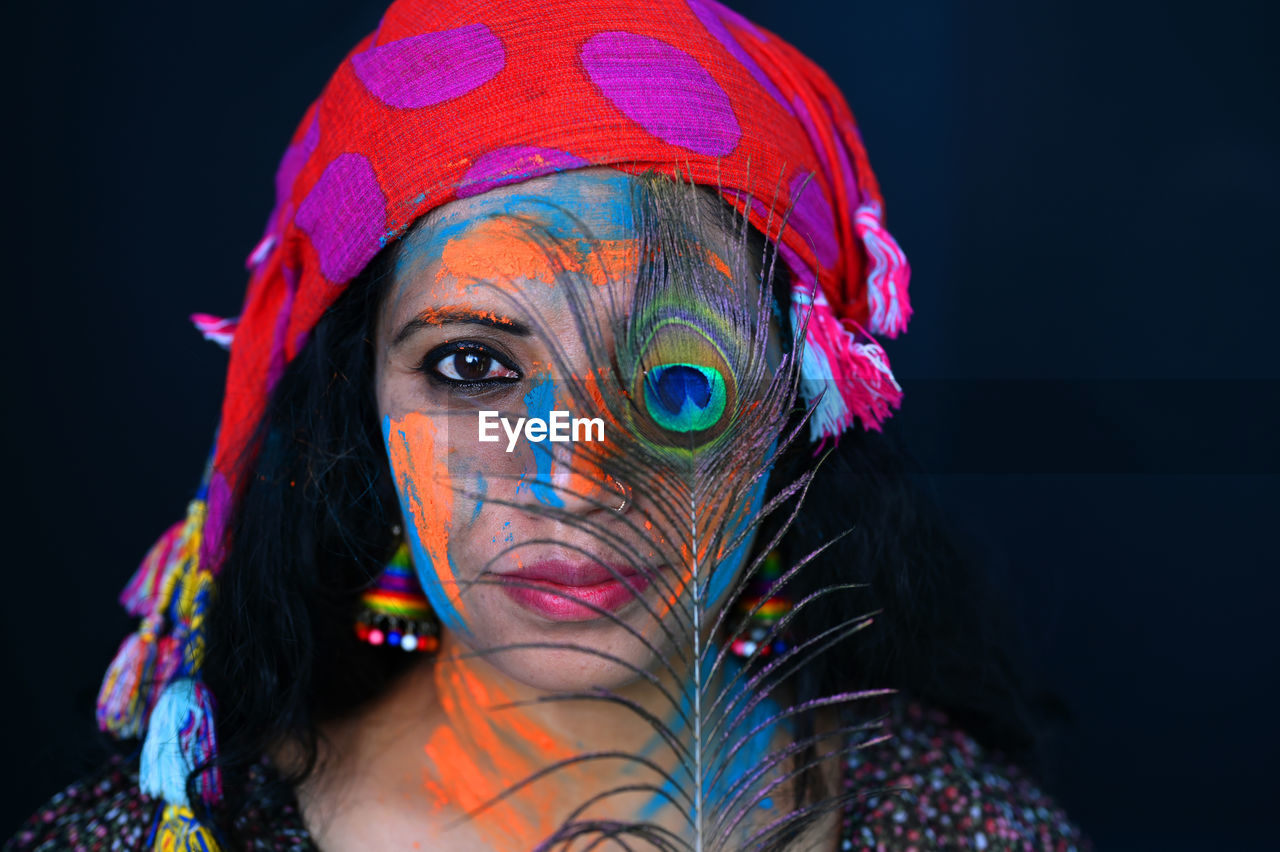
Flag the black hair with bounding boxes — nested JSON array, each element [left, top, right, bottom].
[[197, 184, 1058, 847]]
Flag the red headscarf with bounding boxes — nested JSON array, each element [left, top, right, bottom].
[[213, 0, 911, 553]]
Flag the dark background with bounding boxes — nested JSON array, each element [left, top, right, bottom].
[[6, 0, 1278, 848]]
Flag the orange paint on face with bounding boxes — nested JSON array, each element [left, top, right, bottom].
[[576, 238, 639, 289], [578, 367, 625, 432], [435, 217, 639, 293], [705, 247, 732, 281], [437, 218, 559, 290], [407, 304, 518, 328], [386, 411, 468, 630]]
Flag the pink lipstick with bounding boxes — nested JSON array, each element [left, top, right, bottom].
[[498, 560, 651, 621]]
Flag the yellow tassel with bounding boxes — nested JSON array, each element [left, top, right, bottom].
[[154, 804, 221, 852]]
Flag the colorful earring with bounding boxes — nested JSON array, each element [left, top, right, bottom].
[[354, 529, 440, 653], [728, 549, 793, 658]]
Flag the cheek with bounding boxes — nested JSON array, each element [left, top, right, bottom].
[[383, 408, 534, 634], [384, 411, 471, 634]]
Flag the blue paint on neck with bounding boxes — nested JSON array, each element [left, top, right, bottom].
[[636, 651, 790, 825]]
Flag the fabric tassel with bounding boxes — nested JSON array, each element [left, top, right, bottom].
[[853, 200, 912, 338], [152, 804, 221, 852], [96, 629, 157, 739], [147, 635, 183, 714], [791, 283, 903, 441], [245, 231, 277, 269], [120, 521, 185, 617], [98, 505, 201, 738], [141, 679, 223, 808], [189, 314, 239, 351]]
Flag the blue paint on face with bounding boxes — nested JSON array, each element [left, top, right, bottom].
[[393, 170, 637, 287], [707, 436, 777, 607], [472, 471, 486, 523], [382, 415, 470, 635], [521, 375, 565, 508]]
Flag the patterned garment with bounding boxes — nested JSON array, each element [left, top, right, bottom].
[[7, 700, 1090, 851]]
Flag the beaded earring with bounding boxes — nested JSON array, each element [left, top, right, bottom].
[[354, 528, 440, 653], [728, 548, 793, 658]]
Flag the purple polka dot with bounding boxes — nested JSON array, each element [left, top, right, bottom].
[[788, 171, 839, 270], [457, 146, 590, 199], [580, 31, 740, 156], [250, 111, 320, 269], [686, 0, 791, 115], [295, 153, 387, 283], [352, 24, 505, 109], [276, 111, 320, 206]]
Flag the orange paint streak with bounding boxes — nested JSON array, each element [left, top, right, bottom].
[[579, 367, 625, 432], [705, 247, 732, 280], [576, 239, 638, 289], [387, 412, 466, 626], [435, 217, 639, 292], [409, 304, 516, 327], [438, 218, 559, 290], [420, 656, 582, 847]]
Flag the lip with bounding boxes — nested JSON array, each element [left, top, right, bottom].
[[497, 560, 652, 621]]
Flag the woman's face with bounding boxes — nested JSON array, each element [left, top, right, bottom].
[[374, 167, 782, 693]]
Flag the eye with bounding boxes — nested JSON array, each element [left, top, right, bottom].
[[422, 343, 521, 385]]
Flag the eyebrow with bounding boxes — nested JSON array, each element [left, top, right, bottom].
[[391, 307, 531, 348]]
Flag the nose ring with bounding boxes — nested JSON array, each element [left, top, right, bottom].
[[607, 475, 632, 513]]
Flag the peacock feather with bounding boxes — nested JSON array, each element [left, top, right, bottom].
[[405, 170, 886, 851]]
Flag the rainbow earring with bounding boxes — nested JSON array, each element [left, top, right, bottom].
[[354, 529, 440, 653], [728, 549, 793, 658]]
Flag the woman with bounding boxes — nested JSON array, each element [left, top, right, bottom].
[[8, 0, 1088, 850]]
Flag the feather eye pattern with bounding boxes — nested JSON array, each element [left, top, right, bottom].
[[434, 172, 885, 852]]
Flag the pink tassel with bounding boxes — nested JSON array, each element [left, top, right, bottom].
[[853, 201, 912, 338], [147, 635, 183, 714], [189, 313, 239, 350], [119, 521, 185, 617], [245, 233, 277, 269], [791, 282, 903, 441], [96, 630, 157, 739]]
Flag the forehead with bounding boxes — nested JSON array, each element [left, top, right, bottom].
[[379, 166, 753, 335], [395, 167, 639, 280]]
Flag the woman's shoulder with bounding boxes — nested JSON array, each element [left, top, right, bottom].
[[6, 754, 157, 852], [5, 754, 315, 852], [842, 698, 1091, 851]]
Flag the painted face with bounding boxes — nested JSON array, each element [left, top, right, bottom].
[[374, 167, 783, 693]]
